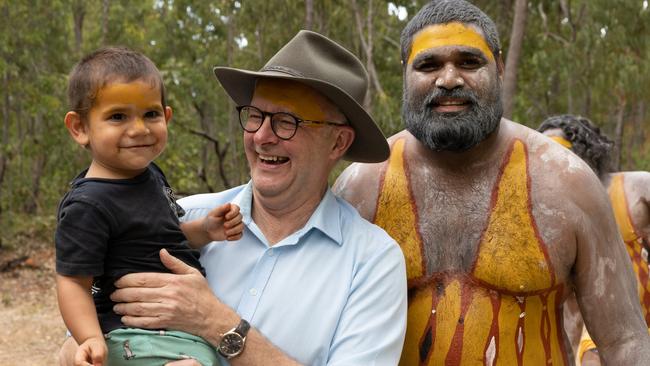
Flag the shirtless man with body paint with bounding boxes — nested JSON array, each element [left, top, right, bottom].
[[333, 1, 650, 364], [539, 114, 650, 366]]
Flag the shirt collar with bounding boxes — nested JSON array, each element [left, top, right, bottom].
[[234, 181, 254, 226], [301, 189, 343, 246], [235, 181, 343, 247]]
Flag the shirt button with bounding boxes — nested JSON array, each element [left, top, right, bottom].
[[249, 288, 258, 296], [268, 249, 274, 256]]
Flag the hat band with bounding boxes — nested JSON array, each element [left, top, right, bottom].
[[259, 65, 305, 78]]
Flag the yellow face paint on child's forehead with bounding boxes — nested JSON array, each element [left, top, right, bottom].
[[549, 136, 573, 149], [95, 80, 162, 109], [253, 79, 329, 121], [407, 22, 494, 65]]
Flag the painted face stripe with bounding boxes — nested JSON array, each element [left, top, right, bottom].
[[95, 81, 162, 110], [407, 22, 495, 65], [254, 79, 329, 121], [549, 136, 573, 149]]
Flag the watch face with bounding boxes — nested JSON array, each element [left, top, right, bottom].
[[220, 333, 244, 356]]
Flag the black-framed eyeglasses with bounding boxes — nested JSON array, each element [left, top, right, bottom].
[[236, 105, 347, 140]]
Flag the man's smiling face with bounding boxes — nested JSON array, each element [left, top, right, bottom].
[[244, 78, 346, 202], [402, 22, 503, 152]]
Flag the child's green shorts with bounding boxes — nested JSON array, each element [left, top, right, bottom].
[[105, 328, 221, 366]]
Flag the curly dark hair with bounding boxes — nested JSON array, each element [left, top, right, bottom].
[[538, 114, 614, 178]]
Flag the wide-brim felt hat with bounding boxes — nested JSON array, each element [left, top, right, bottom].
[[214, 30, 389, 163]]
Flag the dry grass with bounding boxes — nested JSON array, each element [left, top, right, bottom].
[[0, 244, 66, 365]]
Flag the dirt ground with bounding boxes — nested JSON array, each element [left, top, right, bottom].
[[0, 244, 66, 365]]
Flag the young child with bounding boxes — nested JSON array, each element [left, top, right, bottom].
[[55, 47, 242, 366]]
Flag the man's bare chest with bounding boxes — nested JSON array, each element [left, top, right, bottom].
[[375, 138, 565, 292]]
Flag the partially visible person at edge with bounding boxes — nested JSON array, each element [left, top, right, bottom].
[[540, 114, 650, 366], [60, 30, 407, 366], [56, 46, 243, 366], [333, 0, 650, 365]]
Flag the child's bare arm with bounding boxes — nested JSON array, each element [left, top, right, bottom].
[[181, 203, 244, 248], [56, 274, 107, 365]]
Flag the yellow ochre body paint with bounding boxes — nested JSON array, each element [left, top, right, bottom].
[[94, 81, 163, 113], [254, 78, 330, 121], [608, 174, 650, 324], [375, 138, 426, 280], [375, 138, 567, 365], [407, 22, 495, 65], [549, 136, 573, 149]]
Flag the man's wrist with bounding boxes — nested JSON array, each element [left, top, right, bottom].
[[200, 304, 240, 346], [217, 318, 250, 359]]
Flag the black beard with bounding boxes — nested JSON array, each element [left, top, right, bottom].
[[402, 84, 503, 152]]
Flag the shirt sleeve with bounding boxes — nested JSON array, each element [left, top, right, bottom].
[[55, 200, 112, 277], [327, 240, 407, 366]]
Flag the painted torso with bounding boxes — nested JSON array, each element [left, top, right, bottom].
[[372, 134, 569, 365], [607, 173, 650, 325]]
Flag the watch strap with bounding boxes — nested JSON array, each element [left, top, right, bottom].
[[234, 318, 250, 337]]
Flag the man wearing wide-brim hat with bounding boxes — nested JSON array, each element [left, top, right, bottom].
[[109, 30, 407, 366]]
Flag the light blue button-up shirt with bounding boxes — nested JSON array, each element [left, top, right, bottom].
[[178, 182, 407, 365]]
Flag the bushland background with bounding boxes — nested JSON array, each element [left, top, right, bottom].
[[0, 1, 648, 364]]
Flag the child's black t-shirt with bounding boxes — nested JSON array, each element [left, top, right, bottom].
[[55, 163, 204, 334]]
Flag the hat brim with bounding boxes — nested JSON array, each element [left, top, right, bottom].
[[214, 66, 389, 163]]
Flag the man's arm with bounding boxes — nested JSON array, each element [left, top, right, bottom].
[[110, 249, 301, 366], [571, 171, 650, 363]]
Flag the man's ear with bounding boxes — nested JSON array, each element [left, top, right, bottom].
[[330, 126, 355, 160], [64, 111, 90, 147], [164, 106, 173, 125], [496, 52, 505, 79]]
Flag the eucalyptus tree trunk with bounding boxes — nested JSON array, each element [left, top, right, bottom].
[[626, 100, 645, 168], [350, 0, 385, 114], [305, 0, 314, 30], [0, 71, 9, 216], [101, 0, 110, 45], [502, 0, 528, 119], [72, 0, 85, 57], [613, 94, 627, 171], [226, 14, 243, 184]]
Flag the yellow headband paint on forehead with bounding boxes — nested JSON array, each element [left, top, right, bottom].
[[95, 81, 162, 109], [253, 79, 330, 121], [549, 136, 573, 149], [407, 22, 494, 65]]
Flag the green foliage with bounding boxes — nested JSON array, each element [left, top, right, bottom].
[[1, 212, 57, 251], [0, 0, 648, 236]]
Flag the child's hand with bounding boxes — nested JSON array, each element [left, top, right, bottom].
[[75, 336, 107, 366], [204, 203, 244, 241]]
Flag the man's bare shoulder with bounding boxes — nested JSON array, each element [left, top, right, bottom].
[[618, 171, 650, 187], [625, 171, 650, 205], [614, 171, 650, 234], [515, 122, 596, 181], [510, 121, 607, 211], [333, 130, 411, 220]]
